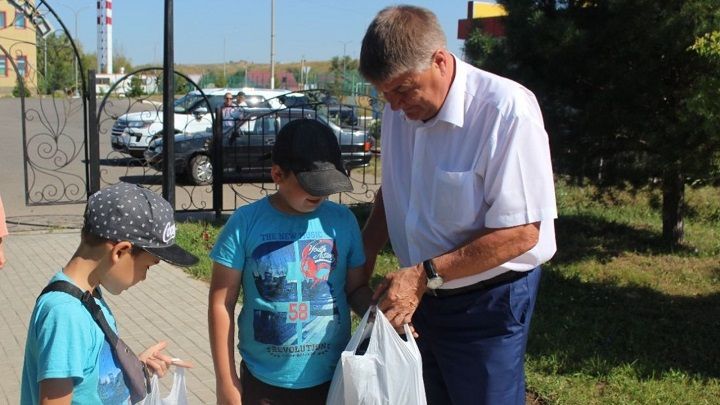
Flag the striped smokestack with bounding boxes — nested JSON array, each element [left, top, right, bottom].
[[97, 0, 113, 74]]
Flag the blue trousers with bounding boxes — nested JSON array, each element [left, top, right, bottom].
[[412, 267, 541, 405]]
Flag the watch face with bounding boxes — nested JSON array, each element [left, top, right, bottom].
[[427, 276, 444, 289]]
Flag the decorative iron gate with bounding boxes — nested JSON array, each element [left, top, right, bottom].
[[92, 67, 220, 212], [8, 0, 90, 205], [93, 81, 382, 214]]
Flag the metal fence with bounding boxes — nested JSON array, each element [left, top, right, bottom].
[[92, 81, 381, 214]]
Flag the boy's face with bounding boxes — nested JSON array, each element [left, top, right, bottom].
[[270, 165, 326, 214], [101, 241, 160, 294]]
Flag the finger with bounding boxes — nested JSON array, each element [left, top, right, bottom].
[[171, 358, 194, 368], [385, 310, 405, 329], [144, 358, 166, 377], [402, 312, 414, 326], [377, 297, 391, 312], [153, 352, 174, 365], [406, 324, 419, 338], [150, 356, 170, 375], [372, 281, 389, 300], [147, 340, 168, 354]]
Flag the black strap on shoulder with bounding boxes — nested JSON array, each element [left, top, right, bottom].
[[39, 280, 119, 346], [39, 280, 84, 300]]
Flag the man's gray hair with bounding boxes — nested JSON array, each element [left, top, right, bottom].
[[359, 5, 446, 84]]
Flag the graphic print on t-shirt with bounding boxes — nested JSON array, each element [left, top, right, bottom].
[[251, 238, 340, 352], [97, 341, 131, 404]]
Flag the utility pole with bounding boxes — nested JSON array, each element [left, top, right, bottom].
[[270, 0, 275, 89], [56, 3, 92, 94], [339, 41, 351, 100], [300, 56, 305, 89]]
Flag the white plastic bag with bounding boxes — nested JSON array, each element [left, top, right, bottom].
[[139, 367, 189, 405], [327, 306, 426, 405]]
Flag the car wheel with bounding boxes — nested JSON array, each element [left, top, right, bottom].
[[189, 154, 213, 185]]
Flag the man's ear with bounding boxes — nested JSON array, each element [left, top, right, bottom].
[[110, 241, 133, 264], [433, 49, 450, 75]]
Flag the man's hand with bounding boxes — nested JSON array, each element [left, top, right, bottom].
[[374, 264, 426, 328]]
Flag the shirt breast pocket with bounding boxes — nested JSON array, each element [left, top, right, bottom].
[[431, 169, 480, 225]]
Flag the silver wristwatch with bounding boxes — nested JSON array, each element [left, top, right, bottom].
[[423, 259, 444, 289]]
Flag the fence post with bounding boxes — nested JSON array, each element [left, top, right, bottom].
[[162, 0, 175, 206], [212, 107, 224, 219], [87, 70, 100, 195]]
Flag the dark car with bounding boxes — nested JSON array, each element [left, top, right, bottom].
[[326, 104, 360, 127], [144, 106, 374, 186]]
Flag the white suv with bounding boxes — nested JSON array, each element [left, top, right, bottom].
[[110, 87, 291, 157]]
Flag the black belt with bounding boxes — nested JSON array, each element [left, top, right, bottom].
[[427, 270, 528, 297]]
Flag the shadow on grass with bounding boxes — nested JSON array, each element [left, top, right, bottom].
[[553, 214, 696, 266], [529, 268, 720, 379], [529, 214, 719, 380]]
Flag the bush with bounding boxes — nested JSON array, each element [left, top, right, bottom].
[[13, 81, 31, 97]]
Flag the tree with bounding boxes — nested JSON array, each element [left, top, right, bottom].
[[156, 72, 193, 94], [126, 75, 145, 98], [465, 0, 720, 245], [329, 56, 358, 99], [113, 46, 133, 73], [36, 32, 75, 95]]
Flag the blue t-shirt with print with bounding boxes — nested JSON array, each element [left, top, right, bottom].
[[21, 271, 132, 404], [210, 197, 365, 389]]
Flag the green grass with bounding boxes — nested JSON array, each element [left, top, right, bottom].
[[176, 178, 720, 404]]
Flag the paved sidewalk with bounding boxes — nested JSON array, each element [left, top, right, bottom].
[[0, 229, 239, 404]]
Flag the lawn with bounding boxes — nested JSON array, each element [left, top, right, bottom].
[[175, 178, 720, 404]]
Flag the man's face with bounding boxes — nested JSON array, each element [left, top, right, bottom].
[[237, 95, 245, 105], [374, 50, 452, 121], [223, 94, 233, 107]]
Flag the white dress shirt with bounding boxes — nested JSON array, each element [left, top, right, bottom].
[[380, 57, 558, 289]]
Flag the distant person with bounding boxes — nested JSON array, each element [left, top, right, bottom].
[[0, 195, 7, 269], [233, 91, 248, 131], [236, 91, 247, 107], [209, 119, 373, 405], [222, 91, 237, 131], [21, 182, 197, 404], [359, 5, 557, 405]]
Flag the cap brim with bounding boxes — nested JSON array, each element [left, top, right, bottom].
[[296, 167, 353, 196], [143, 244, 199, 267]]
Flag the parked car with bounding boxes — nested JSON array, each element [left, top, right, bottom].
[[110, 87, 290, 158], [326, 104, 360, 127], [144, 106, 374, 186]]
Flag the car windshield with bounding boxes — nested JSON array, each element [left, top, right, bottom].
[[173, 93, 208, 113]]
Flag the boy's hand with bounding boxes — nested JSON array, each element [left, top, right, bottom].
[[139, 341, 193, 377], [0, 238, 6, 269], [217, 381, 242, 405]]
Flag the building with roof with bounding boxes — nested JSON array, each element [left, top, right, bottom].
[[0, 0, 38, 94], [457, 0, 508, 40]]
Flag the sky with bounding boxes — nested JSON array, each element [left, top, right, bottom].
[[44, 0, 480, 66]]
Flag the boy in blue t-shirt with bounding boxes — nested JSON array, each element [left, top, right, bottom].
[[21, 183, 197, 404], [209, 118, 374, 404]]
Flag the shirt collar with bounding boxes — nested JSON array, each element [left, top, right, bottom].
[[421, 54, 466, 129]]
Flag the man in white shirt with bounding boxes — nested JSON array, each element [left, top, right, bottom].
[[221, 92, 237, 132], [359, 5, 557, 404]]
